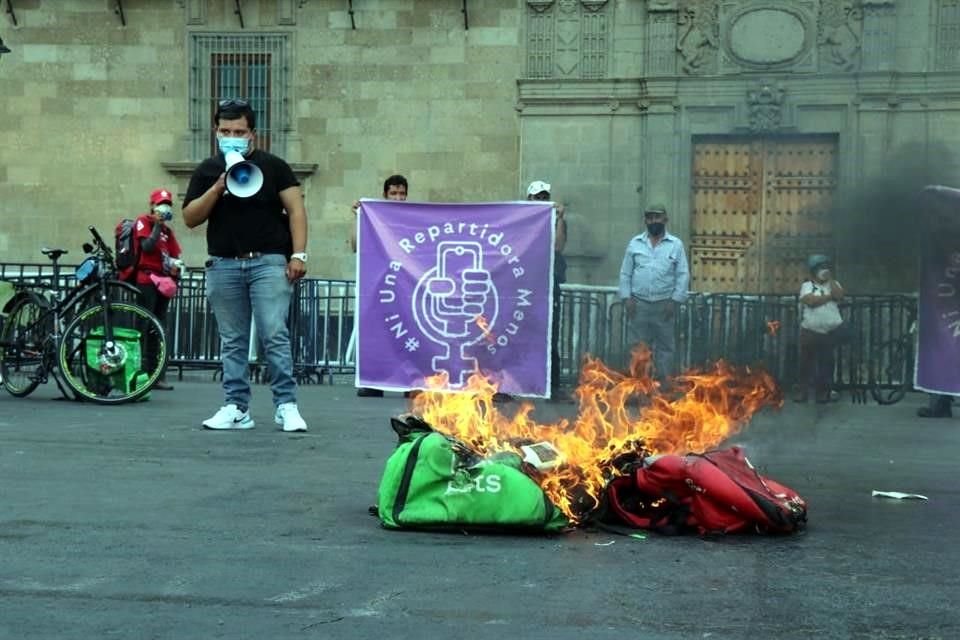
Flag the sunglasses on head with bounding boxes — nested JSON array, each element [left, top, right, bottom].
[[217, 98, 249, 108]]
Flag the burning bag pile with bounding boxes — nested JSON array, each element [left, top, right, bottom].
[[374, 348, 807, 535]]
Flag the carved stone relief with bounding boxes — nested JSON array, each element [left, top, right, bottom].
[[556, 0, 584, 76], [817, 0, 863, 71], [746, 82, 786, 133], [524, 0, 611, 78], [677, 0, 720, 75]]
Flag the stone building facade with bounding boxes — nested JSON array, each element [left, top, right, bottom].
[[0, 0, 525, 279], [519, 0, 960, 292], [1, 1, 958, 292]]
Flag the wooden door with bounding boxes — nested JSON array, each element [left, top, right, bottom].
[[690, 136, 837, 294]]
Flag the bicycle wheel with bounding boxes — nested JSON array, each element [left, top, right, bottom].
[[68, 280, 142, 316], [58, 301, 166, 404], [0, 295, 52, 397], [869, 339, 911, 405]]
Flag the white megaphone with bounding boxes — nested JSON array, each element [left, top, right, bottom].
[[224, 150, 263, 198]]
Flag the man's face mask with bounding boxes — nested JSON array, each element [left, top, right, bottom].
[[218, 136, 250, 156], [816, 268, 831, 281], [646, 222, 666, 236]]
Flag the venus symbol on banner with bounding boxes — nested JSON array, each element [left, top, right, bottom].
[[412, 241, 497, 387]]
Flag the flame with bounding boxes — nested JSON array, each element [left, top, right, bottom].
[[767, 320, 781, 336], [411, 345, 782, 523], [473, 315, 496, 344]]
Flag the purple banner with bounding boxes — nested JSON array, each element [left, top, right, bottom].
[[356, 200, 555, 396], [916, 241, 960, 395]]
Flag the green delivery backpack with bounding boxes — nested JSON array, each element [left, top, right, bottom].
[[376, 415, 569, 533]]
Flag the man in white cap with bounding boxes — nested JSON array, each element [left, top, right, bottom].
[[527, 180, 567, 398]]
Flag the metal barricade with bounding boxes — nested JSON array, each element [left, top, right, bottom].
[[165, 270, 220, 372], [552, 286, 918, 391], [0, 261, 920, 390], [288, 277, 355, 381], [165, 271, 356, 383]]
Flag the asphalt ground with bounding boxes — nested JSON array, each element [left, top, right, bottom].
[[1, 378, 958, 640]]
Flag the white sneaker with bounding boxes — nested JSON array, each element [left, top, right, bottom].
[[275, 402, 308, 432], [202, 404, 255, 430]]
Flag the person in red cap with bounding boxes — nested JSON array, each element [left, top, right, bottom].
[[132, 188, 184, 390]]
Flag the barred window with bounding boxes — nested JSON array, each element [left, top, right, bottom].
[[937, 0, 960, 70], [188, 33, 292, 160]]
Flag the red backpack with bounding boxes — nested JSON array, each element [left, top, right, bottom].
[[604, 447, 807, 535]]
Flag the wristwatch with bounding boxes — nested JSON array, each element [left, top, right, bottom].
[[290, 252, 308, 263]]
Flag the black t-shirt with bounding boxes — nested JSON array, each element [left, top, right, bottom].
[[183, 149, 300, 257]]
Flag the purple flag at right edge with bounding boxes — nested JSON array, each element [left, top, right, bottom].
[[916, 186, 960, 395], [917, 243, 960, 395]]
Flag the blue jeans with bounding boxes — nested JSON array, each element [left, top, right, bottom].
[[205, 254, 296, 409]]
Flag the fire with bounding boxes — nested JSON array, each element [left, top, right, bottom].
[[767, 320, 781, 336], [411, 346, 782, 523], [473, 315, 495, 344]]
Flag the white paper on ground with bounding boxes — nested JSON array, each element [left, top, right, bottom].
[[872, 490, 929, 500]]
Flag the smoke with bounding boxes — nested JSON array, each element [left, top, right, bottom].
[[828, 142, 956, 291]]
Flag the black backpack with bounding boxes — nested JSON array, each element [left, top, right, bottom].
[[114, 218, 138, 281]]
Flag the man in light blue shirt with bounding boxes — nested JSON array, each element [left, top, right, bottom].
[[618, 203, 690, 379]]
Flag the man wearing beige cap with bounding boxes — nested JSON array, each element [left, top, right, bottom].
[[618, 203, 689, 381]]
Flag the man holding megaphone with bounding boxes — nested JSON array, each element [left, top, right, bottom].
[[183, 99, 309, 434]]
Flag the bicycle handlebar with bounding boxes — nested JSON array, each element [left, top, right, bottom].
[[89, 225, 106, 248], [88, 226, 113, 258]]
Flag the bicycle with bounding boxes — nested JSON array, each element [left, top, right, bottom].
[[0, 226, 167, 403], [868, 301, 917, 406]]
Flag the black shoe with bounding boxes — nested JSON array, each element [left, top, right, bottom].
[[917, 407, 952, 418], [153, 381, 174, 391], [357, 388, 384, 398]]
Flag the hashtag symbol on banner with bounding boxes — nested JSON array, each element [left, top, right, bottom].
[[404, 338, 420, 352]]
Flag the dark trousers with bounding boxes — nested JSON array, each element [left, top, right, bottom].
[[136, 283, 170, 378], [799, 328, 837, 398]]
